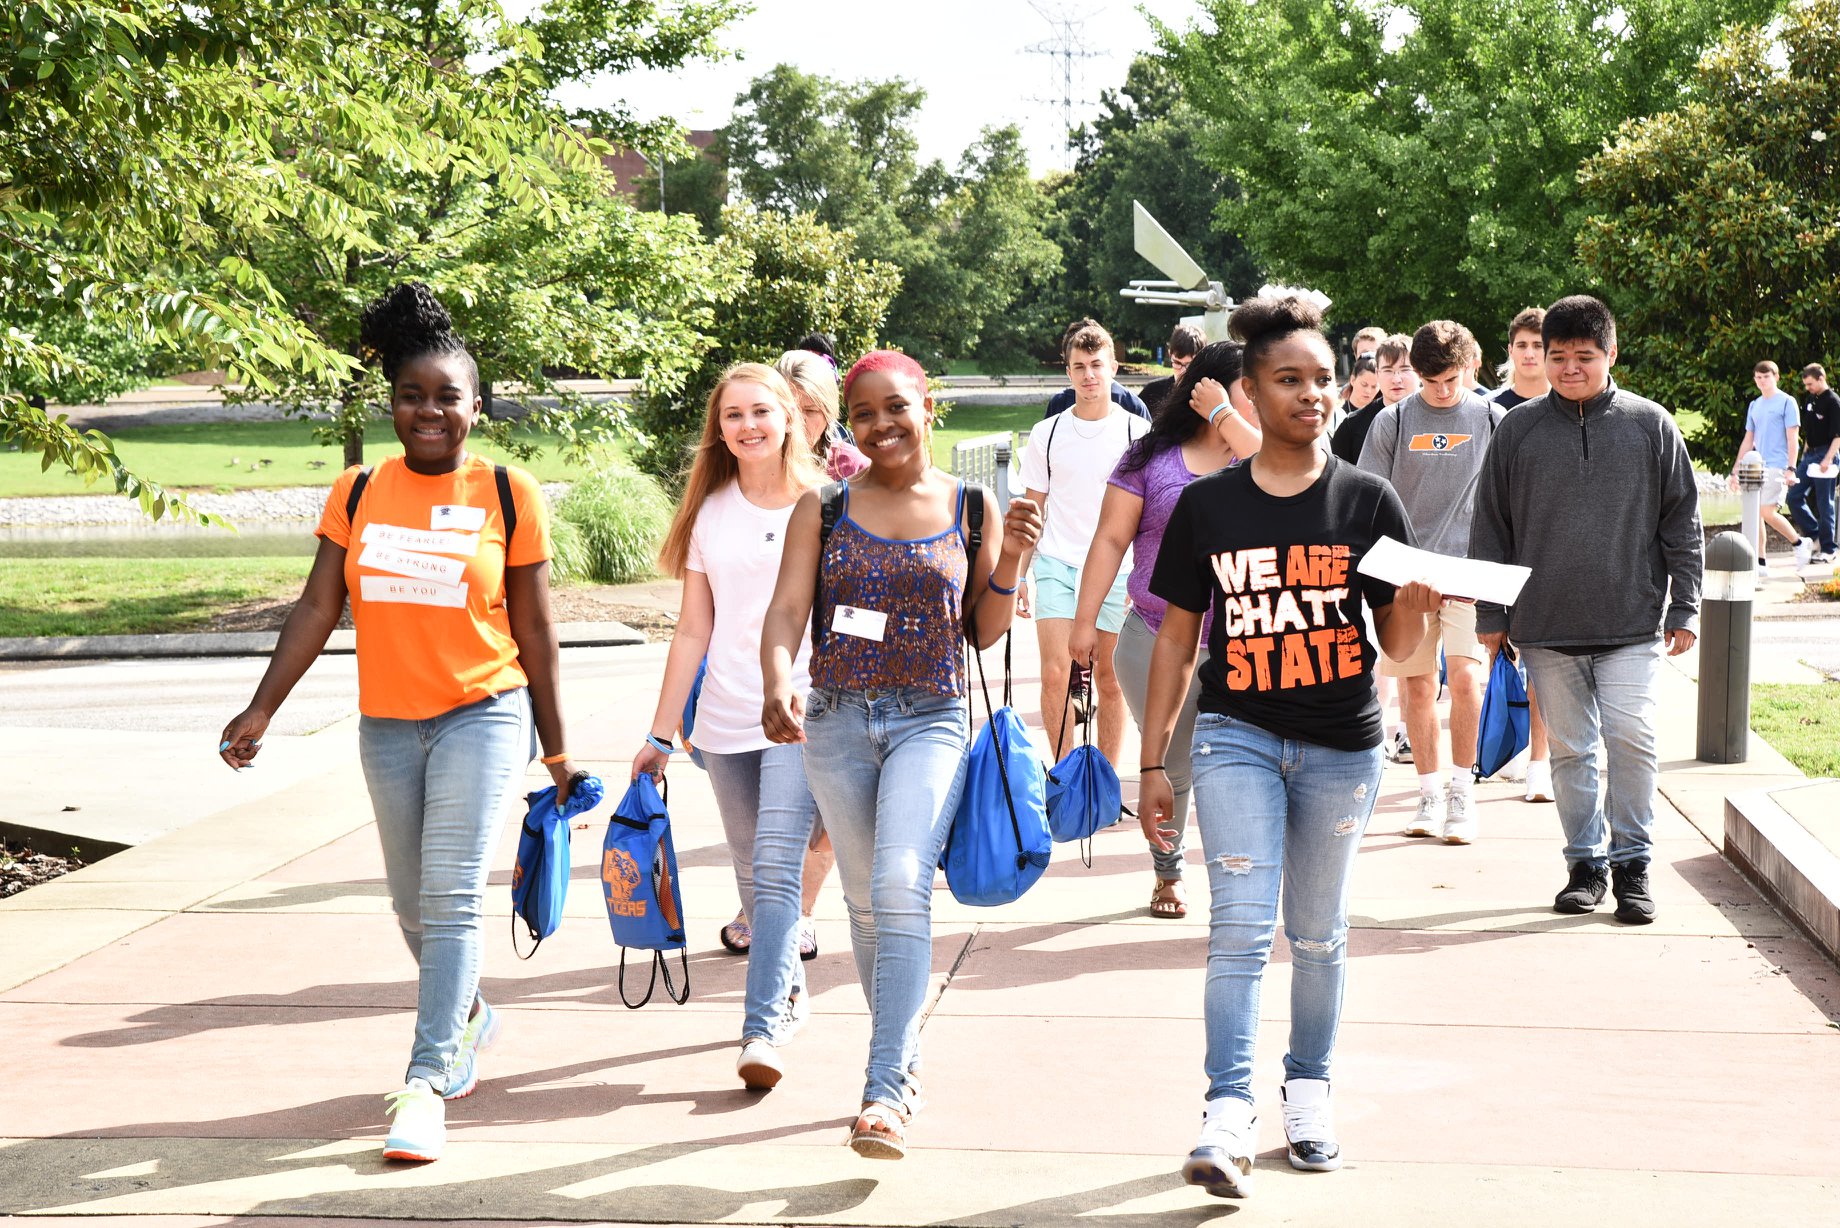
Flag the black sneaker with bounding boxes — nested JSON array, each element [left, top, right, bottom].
[[1553, 861, 1608, 914], [1611, 859, 1656, 925]]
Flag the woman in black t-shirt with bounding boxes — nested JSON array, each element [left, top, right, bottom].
[[1139, 294, 1440, 1200]]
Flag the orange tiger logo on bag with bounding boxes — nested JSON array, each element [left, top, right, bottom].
[[602, 846, 646, 918]]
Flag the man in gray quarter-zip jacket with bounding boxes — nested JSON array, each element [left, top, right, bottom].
[[1469, 295, 1702, 927]]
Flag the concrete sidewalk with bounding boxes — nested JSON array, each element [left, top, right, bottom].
[[1, 632, 1837, 1226]]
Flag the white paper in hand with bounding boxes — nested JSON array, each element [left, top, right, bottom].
[[1357, 536, 1531, 606]]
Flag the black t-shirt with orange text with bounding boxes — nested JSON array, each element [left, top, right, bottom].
[[1150, 458, 1413, 751]]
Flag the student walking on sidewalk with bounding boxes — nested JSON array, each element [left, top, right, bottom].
[[631, 363, 831, 1093], [1138, 294, 1439, 1199], [1470, 295, 1703, 925], [218, 282, 577, 1163], [760, 350, 1041, 1160], [1069, 340, 1261, 920]]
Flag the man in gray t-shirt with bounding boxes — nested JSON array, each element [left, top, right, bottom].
[[1358, 320, 1506, 844]]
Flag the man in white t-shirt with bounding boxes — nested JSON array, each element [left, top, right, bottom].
[[1020, 318, 1146, 762]]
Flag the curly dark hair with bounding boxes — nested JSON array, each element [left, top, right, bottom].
[[1230, 294, 1326, 376], [1116, 340, 1245, 476], [357, 281, 477, 391]]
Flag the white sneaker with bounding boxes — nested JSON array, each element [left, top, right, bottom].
[[1281, 1079, 1342, 1172], [1524, 759, 1554, 803], [1443, 786, 1477, 845], [782, 986, 811, 1042], [1403, 790, 1445, 838], [382, 1078, 445, 1162], [1795, 538, 1814, 568], [1495, 746, 1530, 783], [737, 1039, 784, 1090], [1183, 1096, 1256, 1198]]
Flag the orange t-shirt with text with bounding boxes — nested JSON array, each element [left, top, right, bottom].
[[317, 455, 551, 719]]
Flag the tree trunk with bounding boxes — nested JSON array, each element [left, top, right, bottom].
[[343, 419, 364, 468]]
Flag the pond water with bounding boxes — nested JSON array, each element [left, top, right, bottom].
[[0, 522, 319, 559]]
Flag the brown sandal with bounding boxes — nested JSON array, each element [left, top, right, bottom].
[[1150, 878, 1187, 919]]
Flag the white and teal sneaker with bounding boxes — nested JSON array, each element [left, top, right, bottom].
[[382, 1077, 445, 1162], [444, 1000, 502, 1100]]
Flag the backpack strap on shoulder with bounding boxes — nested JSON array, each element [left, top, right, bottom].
[[811, 481, 847, 658], [344, 466, 373, 528], [1045, 414, 1061, 483], [495, 463, 518, 548]]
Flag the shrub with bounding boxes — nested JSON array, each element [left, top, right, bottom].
[[550, 465, 673, 584]]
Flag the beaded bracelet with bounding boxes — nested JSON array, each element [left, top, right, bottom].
[[644, 734, 675, 756], [539, 752, 571, 765], [988, 576, 1019, 595]]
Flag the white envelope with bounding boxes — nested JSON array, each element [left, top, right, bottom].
[[1356, 536, 1531, 606]]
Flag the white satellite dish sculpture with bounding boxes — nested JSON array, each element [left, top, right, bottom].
[[1119, 200, 1234, 342]]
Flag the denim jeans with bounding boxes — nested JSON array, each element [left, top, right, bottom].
[[359, 687, 534, 1092], [1189, 711, 1383, 1105], [1789, 455, 1836, 554], [700, 744, 818, 1044], [800, 686, 970, 1111], [1112, 608, 1206, 879], [1520, 640, 1662, 868]]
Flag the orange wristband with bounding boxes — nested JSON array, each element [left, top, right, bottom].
[[539, 752, 570, 765]]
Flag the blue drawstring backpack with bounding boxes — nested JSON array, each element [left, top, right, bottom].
[[943, 623, 1053, 907], [1045, 670, 1123, 867], [602, 773, 690, 1007], [1474, 646, 1531, 781], [511, 771, 604, 958], [679, 656, 707, 770]]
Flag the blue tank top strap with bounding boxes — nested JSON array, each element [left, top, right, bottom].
[[954, 479, 967, 550]]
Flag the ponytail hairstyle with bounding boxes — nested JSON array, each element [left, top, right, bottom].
[[1117, 340, 1245, 476], [357, 281, 478, 394], [1230, 290, 1329, 378], [656, 362, 825, 578], [776, 349, 841, 456]]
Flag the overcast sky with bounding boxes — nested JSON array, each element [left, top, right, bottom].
[[558, 0, 1201, 173]]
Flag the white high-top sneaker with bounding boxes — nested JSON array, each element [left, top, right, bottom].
[[1183, 1096, 1257, 1198], [1281, 1078, 1342, 1171]]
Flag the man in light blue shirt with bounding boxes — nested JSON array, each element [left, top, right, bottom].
[[1728, 360, 1800, 575]]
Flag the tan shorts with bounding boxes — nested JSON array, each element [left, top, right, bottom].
[[1380, 600, 1487, 677]]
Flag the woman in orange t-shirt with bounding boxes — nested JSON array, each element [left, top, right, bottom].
[[218, 282, 577, 1164]]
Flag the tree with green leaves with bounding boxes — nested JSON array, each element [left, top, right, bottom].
[[1579, 0, 1840, 460], [1, 0, 741, 520], [1159, 0, 1781, 353]]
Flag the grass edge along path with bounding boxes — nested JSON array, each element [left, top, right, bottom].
[[0, 556, 313, 638], [1751, 682, 1840, 778]]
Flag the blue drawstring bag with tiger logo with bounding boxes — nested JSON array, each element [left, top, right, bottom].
[[601, 773, 690, 1006]]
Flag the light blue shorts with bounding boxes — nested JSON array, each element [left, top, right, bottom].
[[1032, 553, 1130, 633]]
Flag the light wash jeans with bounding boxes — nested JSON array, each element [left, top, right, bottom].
[[1520, 640, 1663, 868], [800, 686, 970, 1111], [359, 687, 534, 1092], [1112, 608, 1207, 880], [1189, 711, 1383, 1104], [700, 744, 818, 1044]]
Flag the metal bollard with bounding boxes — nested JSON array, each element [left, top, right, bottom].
[[995, 438, 1014, 505], [1697, 529, 1756, 763], [1737, 450, 1764, 563]]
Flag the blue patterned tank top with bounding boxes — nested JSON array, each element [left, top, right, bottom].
[[810, 482, 971, 696]]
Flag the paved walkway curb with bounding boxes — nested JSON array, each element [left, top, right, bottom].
[[0, 621, 643, 661]]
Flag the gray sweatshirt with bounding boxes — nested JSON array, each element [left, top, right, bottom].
[[1469, 379, 1703, 646], [1356, 390, 1505, 558]]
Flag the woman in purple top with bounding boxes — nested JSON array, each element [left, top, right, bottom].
[[1069, 341, 1260, 918]]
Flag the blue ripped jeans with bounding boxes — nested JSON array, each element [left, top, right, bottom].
[[1189, 711, 1383, 1104], [799, 686, 970, 1112]]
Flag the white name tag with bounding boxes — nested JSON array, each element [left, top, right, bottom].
[[359, 574, 470, 609], [831, 605, 888, 642], [430, 504, 487, 531], [360, 522, 480, 556], [358, 542, 467, 586]]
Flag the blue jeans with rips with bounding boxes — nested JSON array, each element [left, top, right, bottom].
[[799, 686, 969, 1112], [1189, 711, 1383, 1105], [359, 687, 533, 1092], [700, 744, 818, 1045]]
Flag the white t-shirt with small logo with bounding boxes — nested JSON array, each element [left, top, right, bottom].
[[685, 481, 811, 754], [1021, 407, 1148, 567]]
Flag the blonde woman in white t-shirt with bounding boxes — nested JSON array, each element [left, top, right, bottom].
[[634, 362, 829, 1091]]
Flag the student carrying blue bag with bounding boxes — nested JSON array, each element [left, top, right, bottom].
[[511, 771, 605, 958], [602, 772, 690, 1007], [1474, 645, 1531, 781], [942, 621, 1053, 906], [1045, 669, 1123, 868]]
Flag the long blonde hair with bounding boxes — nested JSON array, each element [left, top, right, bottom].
[[657, 362, 826, 578]]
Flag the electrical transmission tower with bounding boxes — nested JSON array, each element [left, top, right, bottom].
[[1025, 0, 1105, 169]]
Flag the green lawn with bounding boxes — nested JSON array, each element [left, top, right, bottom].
[[0, 420, 605, 498], [1752, 683, 1840, 778], [930, 401, 1049, 466], [0, 556, 312, 637]]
